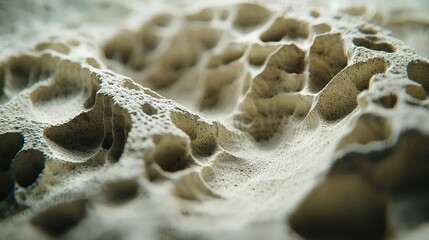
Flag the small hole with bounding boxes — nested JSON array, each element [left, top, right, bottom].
[[142, 103, 157, 116], [359, 26, 378, 35], [11, 149, 45, 187], [375, 94, 397, 108], [147, 136, 193, 173], [310, 10, 320, 18], [104, 179, 139, 203], [31, 200, 87, 236], [353, 38, 395, 53]]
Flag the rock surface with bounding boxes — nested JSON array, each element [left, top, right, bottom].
[[0, 0, 429, 239]]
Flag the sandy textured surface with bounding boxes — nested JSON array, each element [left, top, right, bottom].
[[0, 0, 429, 239]]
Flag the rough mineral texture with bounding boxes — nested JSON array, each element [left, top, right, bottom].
[[0, 0, 429, 239]]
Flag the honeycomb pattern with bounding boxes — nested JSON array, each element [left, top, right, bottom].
[[0, 1, 428, 239]]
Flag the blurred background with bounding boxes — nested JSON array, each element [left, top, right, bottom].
[[0, 0, 427, 58], [327, 0, 429, 58]]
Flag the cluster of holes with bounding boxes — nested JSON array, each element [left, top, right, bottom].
[[0, 133, 47, 219], [44, 95, 131, 164], [1, 2, 426, 239], [144, 128, 218, 201], [163, 29, 219, 88], [104, 27, 160, 72], [98, 3, 273, 115], [103, 13, 223, 90], [0, 56, 55, 105], [0, 54, 98, 124]]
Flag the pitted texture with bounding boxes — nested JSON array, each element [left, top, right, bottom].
[[0, 1, 428, 239]]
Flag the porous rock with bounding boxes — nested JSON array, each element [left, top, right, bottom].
[[0, 0, 428, 239]]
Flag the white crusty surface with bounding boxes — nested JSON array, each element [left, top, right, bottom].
[[0, 0, 429, 239]]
